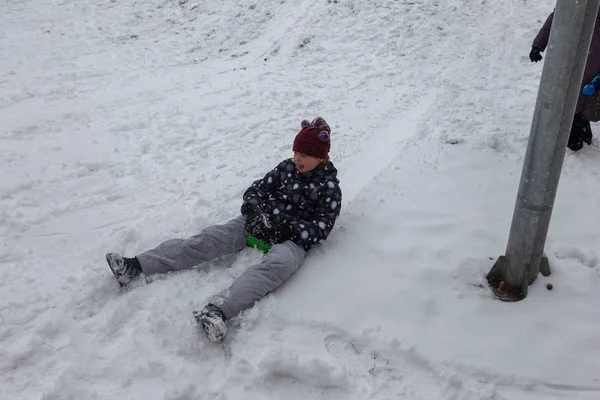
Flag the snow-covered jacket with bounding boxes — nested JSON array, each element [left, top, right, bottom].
[[241, 159, 342, 251]]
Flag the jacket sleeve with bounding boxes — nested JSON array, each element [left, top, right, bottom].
[[533, 12, 554, 51], [290, 180, 342, 250], [241, 161, 286, 216]]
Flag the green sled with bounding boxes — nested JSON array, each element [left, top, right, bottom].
[[246, 234, 272, 253]]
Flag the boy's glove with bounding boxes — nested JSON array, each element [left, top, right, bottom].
[[529, 47, 543, 62], [245, 211, 273, 240], [242, 204, 262, 219], [243, 206, 265, 232], [271, 224, 295, 243], [261, 223, 295, 244], [246, 216, 296, 245]]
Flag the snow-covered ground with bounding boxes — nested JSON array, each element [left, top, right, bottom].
[[2, 0, 600, 399]]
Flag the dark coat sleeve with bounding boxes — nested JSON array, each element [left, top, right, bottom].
[[533, 12, 554, 51], [240, 161, 286, 216], [289, 180, 342, 250]]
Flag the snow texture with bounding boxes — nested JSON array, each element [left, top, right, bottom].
[[2, 0, 600, 399]]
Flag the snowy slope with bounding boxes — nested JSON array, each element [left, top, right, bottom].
[[2, 0, 600, 399]]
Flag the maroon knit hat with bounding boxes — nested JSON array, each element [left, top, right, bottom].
[[292, 117, 331, 159]]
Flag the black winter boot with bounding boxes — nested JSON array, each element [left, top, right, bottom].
[[568, 114, 593, 151], [193, 304, 227, 343], [568, 114, 585, 151], [581, 117, 593, 146], [106, 253, 142, 287]]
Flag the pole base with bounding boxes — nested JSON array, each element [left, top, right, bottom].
[[486, 256, 526, 302], [539, 257, 552, 277], [486, 255, 551, 302]]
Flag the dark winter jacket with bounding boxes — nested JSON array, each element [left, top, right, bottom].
[[241, 159, 342, 251], [533, 10, 600, 116]]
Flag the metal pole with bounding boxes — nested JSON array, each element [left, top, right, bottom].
[[487, 0, 600, 301]]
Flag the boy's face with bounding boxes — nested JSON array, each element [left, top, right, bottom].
[[293, 152, 325, 173]]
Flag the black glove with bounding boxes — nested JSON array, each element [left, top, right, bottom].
[[245, 211, 274, 240], [243, 206, 263, 231], [242, 204, 262, 219], [271, 224, 295, 243], [247, 219, 296, 245], [529, 47, 543, 63], [258, 223, 295, 245]]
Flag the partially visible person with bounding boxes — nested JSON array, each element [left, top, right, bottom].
[[529, 9, 600, 150]]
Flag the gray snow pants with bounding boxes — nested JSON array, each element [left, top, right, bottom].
[[136, 216, 307, 320]]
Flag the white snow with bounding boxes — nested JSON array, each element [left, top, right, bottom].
[[2, 0, 600, 399]]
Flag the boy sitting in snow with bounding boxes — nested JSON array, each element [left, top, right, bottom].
[[105, 117, 342, 342]]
